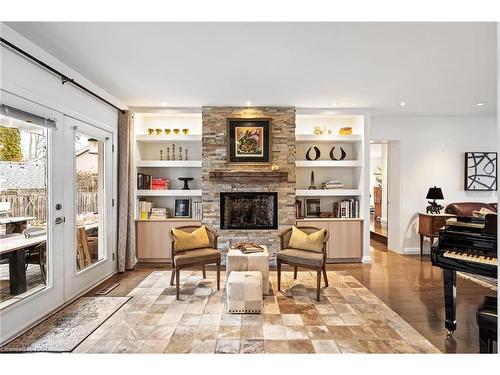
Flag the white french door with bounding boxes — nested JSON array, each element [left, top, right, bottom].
[[0, 92, 65, 343], [63, 117, 114, 300]]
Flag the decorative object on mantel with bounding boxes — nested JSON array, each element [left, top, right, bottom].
[[179, 177, 193, 190], [182, 128, 189, 135], [329, 146, 346, 160], [172, 143, 176, 160], [321, 178, 344, 189], [166, 147, 170, 160], [179, 146, 183, 160], [425, 186, 444, 214], [173, 128, 180, 135], [271, 164, 280, 171], [227, 118, 271, 164], [164, 128, 171, 135], [308, 171, 316, 190], [155, 128, 162, 135], [339, 126, 353, 135], [208, 170, 288, 182], [305, 198, 321, 217], [464, 152, 497, 191], [147, 128, 154, 135], [306, 146, 321, 161]]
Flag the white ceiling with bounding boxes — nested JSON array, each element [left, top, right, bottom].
[[6, 22, 497, 116]]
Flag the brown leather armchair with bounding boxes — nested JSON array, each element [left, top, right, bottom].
[[445, 202, 497, 217], [170, 225, 221, 300], [277, 226, 330, 302]]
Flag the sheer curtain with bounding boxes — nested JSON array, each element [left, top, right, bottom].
[[117, 110, 136, 272]]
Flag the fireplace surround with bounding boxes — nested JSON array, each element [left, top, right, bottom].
[[220, 192, 278, 230]]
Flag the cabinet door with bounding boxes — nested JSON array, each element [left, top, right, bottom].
[[327, 221, 362, 261], [136, 221, 171, 261]]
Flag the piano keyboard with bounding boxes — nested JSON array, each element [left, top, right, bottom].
[[443, 250, 498, 266]]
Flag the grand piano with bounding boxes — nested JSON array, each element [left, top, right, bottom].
[[431, 214, 497, 337]]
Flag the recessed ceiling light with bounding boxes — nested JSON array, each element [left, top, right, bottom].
[[160, 101, 168, 106], [476, 102, 485, 107], [399, 102, 406, 107], [246, 101, 252, 106]]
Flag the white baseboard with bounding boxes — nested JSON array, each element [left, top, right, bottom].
[[403, 247, 426, 255], [361, 255, 372, 264]]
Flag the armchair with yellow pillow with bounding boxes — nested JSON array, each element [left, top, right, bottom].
[[277, 226, 330, 301], [170, 225, 221, 300]]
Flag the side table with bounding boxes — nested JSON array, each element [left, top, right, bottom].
[[226, 245, 270, 295], [418, 213, 454, 259]]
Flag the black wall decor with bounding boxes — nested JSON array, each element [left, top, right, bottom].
[[329, 146, 346, 161], [306, 146, 321, 161], [464, 152, 497, 191]]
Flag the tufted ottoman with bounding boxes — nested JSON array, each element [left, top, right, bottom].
[[226, 271, 262, 314], [226, 245, 270, 295]]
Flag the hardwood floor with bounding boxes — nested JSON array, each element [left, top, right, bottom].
[[88, 240, 496, 353]]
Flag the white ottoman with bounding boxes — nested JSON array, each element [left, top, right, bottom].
[[226, 245, 270, 295], [227, 271, 262, 314]]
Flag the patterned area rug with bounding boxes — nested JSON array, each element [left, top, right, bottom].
[[0, 296, 130, 352], [73, 271, 440, 354]]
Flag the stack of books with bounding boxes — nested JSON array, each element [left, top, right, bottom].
[[151, 177, 168, 190], [333, 199, 359, 218], [321, 179, 344, 189], [192, 201, 203, 220], [295, 199, 303, 219], [138, 200, 154, 219], [150, 207, 168, 220]]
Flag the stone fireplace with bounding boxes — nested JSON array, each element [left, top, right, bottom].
[[220, 192, 278, 230], [202, 106, 296, 263]]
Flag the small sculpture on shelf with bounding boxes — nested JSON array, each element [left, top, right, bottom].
[[182, 128, 189, 135], [179, 177, 194, 190], [172, 144, 176, 160], [164, 128, 171, 135], [160, 149, 164, 161], [185, 149, 188, 161], [308, 171, 316, 190], [329, 146, 346, 160], [166, 147, 170, 160], [173, 128, 180, 135], [155, 128, 162, 135], [339, 127, 352, 135], [306, 146, 321, 161], [179, 146, 183, 160], [147, 128, 154, 135]]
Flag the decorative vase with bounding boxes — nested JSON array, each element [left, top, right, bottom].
[[164, 128, 171, 135], [173, 128, 180, 135], [182, 128, 189, 135]]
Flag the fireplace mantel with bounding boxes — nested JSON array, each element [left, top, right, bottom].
[[208, 170, 288, 182]]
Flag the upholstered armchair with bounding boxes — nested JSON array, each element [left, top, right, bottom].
[[277, 226, 330, 301], [170, 225, 221, 300]]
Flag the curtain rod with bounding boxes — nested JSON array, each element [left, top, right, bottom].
[[0, 37, 126, 114]]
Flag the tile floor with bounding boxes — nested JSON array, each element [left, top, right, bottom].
[[74, 270, 440, 354]]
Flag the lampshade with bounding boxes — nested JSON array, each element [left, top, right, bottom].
[[426, 186, 444, 200]]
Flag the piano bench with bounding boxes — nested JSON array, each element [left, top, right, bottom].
[[476, 296, 497, 353]]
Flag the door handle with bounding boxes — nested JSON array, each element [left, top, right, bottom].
[[55, 217, 65, 225]]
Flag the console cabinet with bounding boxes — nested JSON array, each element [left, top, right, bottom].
[[136, 219, 201, 263], [296, 219, 363, 262]]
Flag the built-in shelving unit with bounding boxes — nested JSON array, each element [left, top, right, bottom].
[[295, 160, 361, 168], [133, 110, 203, 221], [295, 189, 361, 197]]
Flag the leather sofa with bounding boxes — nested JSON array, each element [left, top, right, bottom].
[[444, 202, 497, 217]]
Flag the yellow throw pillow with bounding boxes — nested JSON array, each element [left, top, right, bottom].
[[172, 225, 211, 252], [288, 226, 326, 253]]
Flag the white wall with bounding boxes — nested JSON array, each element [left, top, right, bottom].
[[371, 116, 498, 254], [1, 23, 125, 129]]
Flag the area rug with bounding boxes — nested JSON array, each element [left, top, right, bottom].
[[458, 272, 497, 291], [0, 296, 130, 352], [73, 271, 440, 354]]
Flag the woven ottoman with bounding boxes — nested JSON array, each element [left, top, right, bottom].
[[226, 271, 262, 314], [226, 245, 270, 295]]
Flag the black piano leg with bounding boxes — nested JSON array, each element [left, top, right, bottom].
[[443, 269, 457, 337]]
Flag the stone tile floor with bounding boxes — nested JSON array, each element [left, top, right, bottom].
[[73, 270, 440, 354]]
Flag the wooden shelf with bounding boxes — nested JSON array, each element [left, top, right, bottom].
[[209, 170, 288, 182], [136, 134, 201, 142], [136, 160, 202, 168], [295, 134, 362, 142], [295, 160, 361, 168], [297, 217, 364, 222], [295, 189, 361, 197], [136, 190, 202, 197]]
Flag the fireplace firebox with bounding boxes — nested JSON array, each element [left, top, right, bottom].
[[220, 192, 278, 230]]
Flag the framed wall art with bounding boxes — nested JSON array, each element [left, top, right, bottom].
[[174, 198, 191, 217], [305, 198, 321, 217], [227, 118, 271, 164], [464, 152, 497, 191]]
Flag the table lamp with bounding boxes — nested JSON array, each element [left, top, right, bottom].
[[426, 186, 444, 214]]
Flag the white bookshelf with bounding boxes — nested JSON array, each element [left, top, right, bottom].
[[295, 134, 362, 142], [295, 160, 362, 168], [133, 110, 203, 220], [295, 189, 361, 197]]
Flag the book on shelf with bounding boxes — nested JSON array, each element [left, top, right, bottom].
[[321, 179, 344, 189], [230, 242, 264, 254], [295, 199, 303, 219], [151, 177, 168, 190], [150, 207, 168, 220], [192, 201, 203, 220], [138, 200, 154, 219], [137, 173, 168, 190], [333, 198, 360, 218]]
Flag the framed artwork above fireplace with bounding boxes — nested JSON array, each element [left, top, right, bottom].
[[227, 118, 271, 164]]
